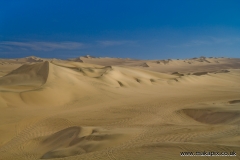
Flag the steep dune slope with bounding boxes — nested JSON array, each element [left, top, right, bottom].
[[0, 61, 49, 91]]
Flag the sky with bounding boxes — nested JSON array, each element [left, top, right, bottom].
[[0, 0, 240, 59]]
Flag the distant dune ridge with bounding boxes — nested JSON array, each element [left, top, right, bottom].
[[0, 56, 240, 159], [16, 56, 44, 62]]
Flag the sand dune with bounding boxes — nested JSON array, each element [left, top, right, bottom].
[[0, 61, 49, 91], [0, 56, 240, 159]]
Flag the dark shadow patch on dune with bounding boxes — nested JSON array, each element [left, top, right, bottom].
[[192, 72, 208, 76], [40, 126, 125, 159], [172, 72, 184, 76], [0, 61, 49, 92], [229, 100, 240, 104], [173, 78, 179, 82], [117, 81, 124, 87], [221, 70, 230, 73], [4, 61, 49, 84], [168, 78, 179, 83], [156, 60, 171, 65], [41, 126, 82, 159], [78, 66, 112, 78], [51, 61, 112, 78], [140, 63, 149, 67], [42, 126, 81, 145], [182, 109, 240, 124], [214, 70, 230, 74], [41, 147, 86, 159], [150, 79, 155, 82], [135, 78, 141, 83], [191, 56, 211, 63]]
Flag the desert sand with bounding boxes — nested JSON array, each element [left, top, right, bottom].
[[0, 56, 240, 159]]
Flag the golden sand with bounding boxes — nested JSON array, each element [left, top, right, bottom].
[[0, 56, 239, 159]]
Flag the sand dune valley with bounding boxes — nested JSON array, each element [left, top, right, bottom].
[[0, 55, 240, 160]]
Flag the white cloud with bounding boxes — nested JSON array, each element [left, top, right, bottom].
[[97, 40, 136, 47], [167, 36, 240, 48], [0, 41, 85, 51]]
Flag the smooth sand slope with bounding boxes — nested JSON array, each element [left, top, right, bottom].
[[0, 56, 240, 160]]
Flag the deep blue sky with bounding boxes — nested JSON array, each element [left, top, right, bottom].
[[0, 0, 240, 59]]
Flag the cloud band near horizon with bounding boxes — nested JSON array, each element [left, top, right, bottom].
[[0, 41, 86, 51]]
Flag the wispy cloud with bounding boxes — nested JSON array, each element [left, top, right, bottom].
[[0, 41, 86, 51], [97, 40, 136, 47], [167, 36, 240, 48]]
